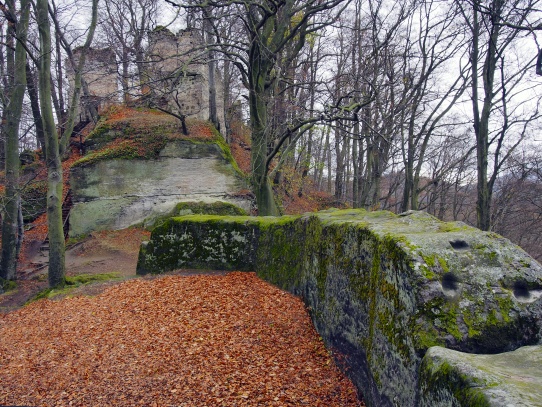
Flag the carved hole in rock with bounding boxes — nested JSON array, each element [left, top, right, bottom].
[[442, 272, 460, 294], [513, 281, 530, 300], [449, 240, 469, 250]]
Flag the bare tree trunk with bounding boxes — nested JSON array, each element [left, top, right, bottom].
[[58, 0, 98, 156], [37, 0, 66, 287], [0, 0, 29, 286], [55, 26, 65, 126], [25, 63, 46, 151], [334, 126, 345, 202], [204, 12, 220, 132]]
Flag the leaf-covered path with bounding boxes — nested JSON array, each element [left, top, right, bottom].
[[0, 272, 363, 406]]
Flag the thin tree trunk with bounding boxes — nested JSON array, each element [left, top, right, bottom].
[[55, 27, 65, 126], [0, 0, 29, 284], [37, 0, 66, 287], [334, 126, 345, 202], [59, 0, 98, 156], [204, 13, 219, 132], [25, 63, 46, 151]]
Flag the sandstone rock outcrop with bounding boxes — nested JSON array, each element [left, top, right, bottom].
[[136, 209, 542, 407]]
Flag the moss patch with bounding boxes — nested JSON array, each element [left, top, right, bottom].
[[0, 278, 17, 292], [136, 209, 542, 407], [27, 273, 121, 303], [21, 179, 47, 222], [175, 201, 248, 216]]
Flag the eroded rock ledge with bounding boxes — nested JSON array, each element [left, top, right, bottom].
[[69, 140, 250, 236], [136, 209, 542, 407]]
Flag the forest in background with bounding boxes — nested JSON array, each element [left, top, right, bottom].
[[2, 0, 542, 290]]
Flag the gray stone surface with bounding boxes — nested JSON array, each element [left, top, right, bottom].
[[420, 345, 542, 406], [70, 141, 249, 236], [136, 209, 542, 407]]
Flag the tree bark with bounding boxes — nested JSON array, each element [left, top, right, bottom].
[[25, 63, 46, 152], [0, 0, 30, 284], [249, 71, 279, 215], [59, 0, 98, 156], [37, 0, 66, 287]]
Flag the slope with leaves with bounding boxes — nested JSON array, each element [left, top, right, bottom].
[[0, 272, 363, 406]]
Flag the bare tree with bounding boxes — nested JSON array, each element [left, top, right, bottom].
[[169, 0, 351, 215], [0, 0, 30, 287], [458, 0, 542, 230], [97, 0, 159, 101]]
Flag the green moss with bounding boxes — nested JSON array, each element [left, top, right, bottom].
[[66, 233, 89, 247], [438, 222, 468, 233], [27, 273, 121, 303], [210, 127, 246, 178], [0, 278, 17, 292], [420, 265, 436, 280], [65, 273, 120, 285], [422, 254, 436, 267], [72, 136, 167, 167], [418, 252, 449, 280], [414, 325, 445, 350], [175, 201, 247, 216], [143, 201, 248, 230], [495, 295, 513, 323], [84, 120, 112, 144], [414, 297, 462, 351], [421, 359, 492, 407], [438, 257, 449, 272], [21, 179, 47, 222]]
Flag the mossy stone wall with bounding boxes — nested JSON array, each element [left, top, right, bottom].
[[136, 209, 542, 407]]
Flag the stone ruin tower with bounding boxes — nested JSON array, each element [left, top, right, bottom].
[[66, 29, 226, 133], [146, 27, 226, 132], [66, 47, 118, 122]]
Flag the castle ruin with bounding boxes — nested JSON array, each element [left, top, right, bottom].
[[66, 47, 118, 122], [69, 28, 226, 133]]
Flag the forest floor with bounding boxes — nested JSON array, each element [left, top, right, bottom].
[[0, 228, 364, 406]]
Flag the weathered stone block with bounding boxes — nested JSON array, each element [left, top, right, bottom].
[[136, 209, 542, 407], [419, 345, 542, 406]]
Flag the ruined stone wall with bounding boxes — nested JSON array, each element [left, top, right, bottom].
[[67, 48, 118, 120], [146, 28, 225, 132], [68, 29, 226, 133]]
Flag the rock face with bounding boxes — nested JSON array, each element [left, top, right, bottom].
[[136, 209, 542, 407], [69, 140, 250, 237], [420, 345, 542, 406]]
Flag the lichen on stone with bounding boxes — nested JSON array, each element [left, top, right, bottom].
[[136, 209, 542, 407]]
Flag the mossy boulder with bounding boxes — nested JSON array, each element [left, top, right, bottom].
[[419, 345, 542, 406], [142, 200, 248, 229], [136, 209, 542, 407]]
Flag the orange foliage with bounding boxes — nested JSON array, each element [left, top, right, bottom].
[[274, 166, 340, 215], [229, 122, 252, 175], [0, 272, 363, 406], [185, 119, 215, 140]]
